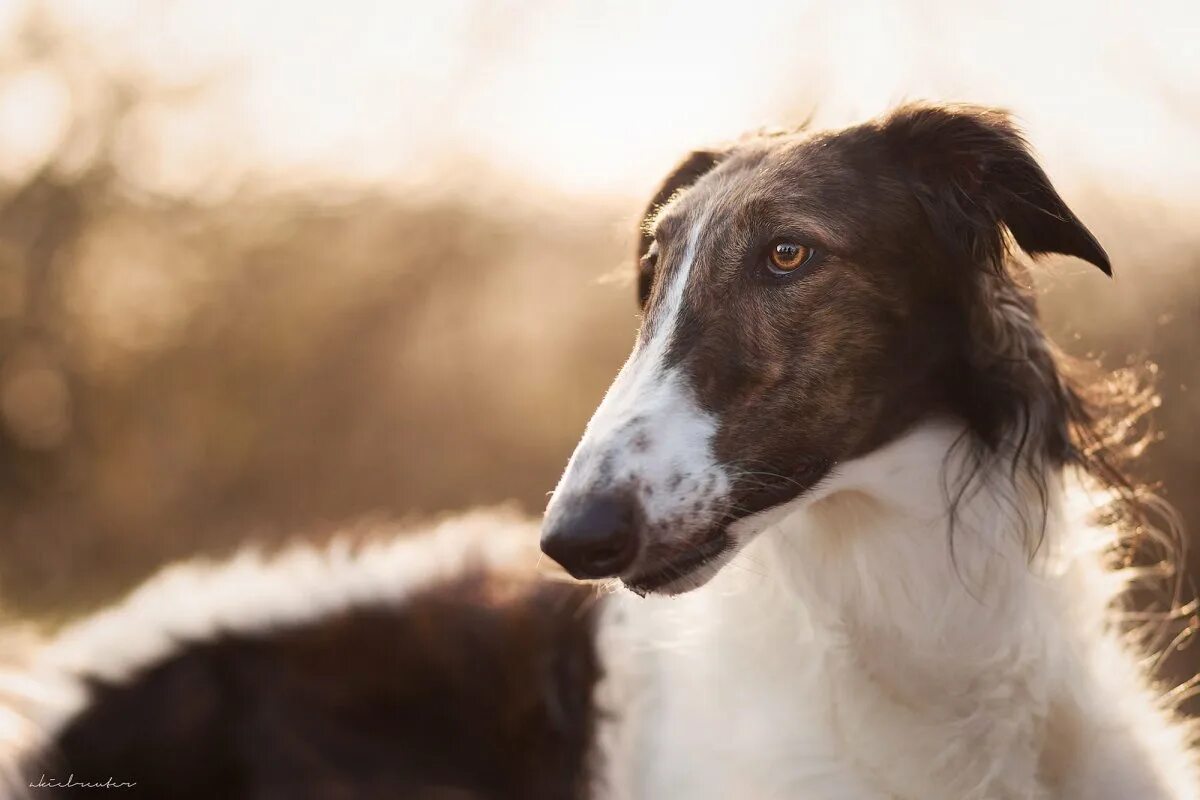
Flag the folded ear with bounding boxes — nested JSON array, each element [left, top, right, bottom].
[[636, 149, 723, 306], [882, 104, 1111, 276]]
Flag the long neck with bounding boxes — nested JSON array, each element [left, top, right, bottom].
[[758, 419, 1062, 649], [601, 421, 1076, 799], [599, 420, 1196, 799], [756, 421, 1071, 795]]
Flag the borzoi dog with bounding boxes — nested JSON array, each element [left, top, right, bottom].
[[15, 104, 1198, 799]]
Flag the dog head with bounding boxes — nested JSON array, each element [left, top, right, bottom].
[[542, 104, 1108, 595]]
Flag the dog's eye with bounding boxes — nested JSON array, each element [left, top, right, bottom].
[[767, 241, 813, 274]]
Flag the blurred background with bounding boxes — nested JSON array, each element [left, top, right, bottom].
[[0, 0, 1196, 700]]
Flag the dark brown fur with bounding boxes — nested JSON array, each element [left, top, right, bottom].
[[637, 104, 1126, 538]]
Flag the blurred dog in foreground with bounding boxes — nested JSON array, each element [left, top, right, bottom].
[[9, 104, 1198, 799]]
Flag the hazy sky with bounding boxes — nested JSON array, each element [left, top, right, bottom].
[[1, 0, 1197, 203]]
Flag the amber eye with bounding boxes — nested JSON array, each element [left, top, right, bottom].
[[768, 241, 812, 274]]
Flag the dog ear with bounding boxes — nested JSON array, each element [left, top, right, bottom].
[[883, 104, 1111, 276], [636, 149, 723, 306]]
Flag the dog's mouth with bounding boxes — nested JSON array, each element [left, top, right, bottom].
[[623, 531, 731, 596]]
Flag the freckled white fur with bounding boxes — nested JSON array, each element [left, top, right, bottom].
[[592, 421, 1199, 800], [550, 210, 729, 541]]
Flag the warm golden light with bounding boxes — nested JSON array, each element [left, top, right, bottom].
[[0, 0, 1195, 729], [7, 0, 1196, 206]]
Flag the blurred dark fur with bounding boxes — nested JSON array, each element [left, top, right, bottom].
[[32, 573, 601, 799]]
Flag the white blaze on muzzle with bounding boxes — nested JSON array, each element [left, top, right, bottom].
[[547, 211, 730, 546]]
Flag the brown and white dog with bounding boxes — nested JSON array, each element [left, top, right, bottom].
[[11, 105, 1198, 799]]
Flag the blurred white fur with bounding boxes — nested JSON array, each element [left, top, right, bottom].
[[0, 508, 546, 797]]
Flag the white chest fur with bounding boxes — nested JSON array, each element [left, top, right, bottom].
[[595, 560, 882, 800], [590, 423, 1198, 800]]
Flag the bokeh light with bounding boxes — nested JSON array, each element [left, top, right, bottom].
[[0, 0, 1195, 709]]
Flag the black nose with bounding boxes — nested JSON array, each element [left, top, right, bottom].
[[541, 493, 640, 579]]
